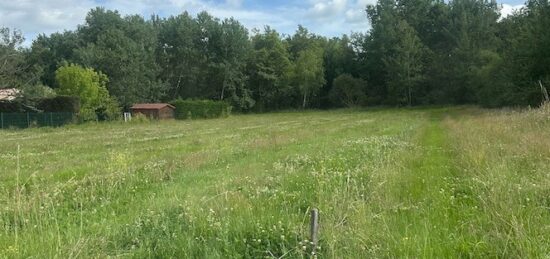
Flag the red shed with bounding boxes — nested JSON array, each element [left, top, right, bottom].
[[131, 103, 175, 120]]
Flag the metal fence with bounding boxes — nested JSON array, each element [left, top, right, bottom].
[[0, 112, 75, 129]]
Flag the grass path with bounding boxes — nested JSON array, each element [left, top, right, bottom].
[[375, 109, 506, 258], [371, 110, 463, 257]]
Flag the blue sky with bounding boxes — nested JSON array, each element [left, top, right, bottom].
[[0, 0, 526, 46]]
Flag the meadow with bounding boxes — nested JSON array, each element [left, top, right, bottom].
[[0, 106, 549, 258]]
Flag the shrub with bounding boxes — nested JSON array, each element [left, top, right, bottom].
[[330, 74, 367, 107], [170, 99, 232, 120], [37, 96, 81, 113], [55, 64, 121, 121], [0, 101, 23, 112]]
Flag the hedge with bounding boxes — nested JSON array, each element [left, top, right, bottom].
[[37, 96, 80, 113], [170, 99, 231, 120]]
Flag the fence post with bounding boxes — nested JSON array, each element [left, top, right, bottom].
[[1, 112, 3, 129], [310, 208, 320, 255]]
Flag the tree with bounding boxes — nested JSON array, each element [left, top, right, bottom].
[[364, 0, 400, 104], [247, 27, 293, 111], [330, 74, 367, 107], [0, 27, 26, 89], [217, 18, 253, 110], [76, 8, 167, 107], [322, 35, 359, 108], [292, 46, 326, 108], [383, 20, 425, 106], [55, 64, 120, 120]]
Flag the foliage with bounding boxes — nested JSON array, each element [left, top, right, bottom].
[[75, 8, 168, 107], [330, 74, 367, 107], [6, 2, 550, 110], [0, 101, 23, 112], [292, 46, 325, 108], [37, 96, 80, 113], [247, 27, 294, 111], [55, 64, 120, 121], [383, 20, 425, 106], [20, 84, 56, 100], [0, 27, 27, 89], [170, 99, 231, 120]]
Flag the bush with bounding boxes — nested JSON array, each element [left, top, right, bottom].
[[37, 96, 81, 113], [330, 74, 367, 107], [170, 99, 232, 120], [0, 101, 23, 112]]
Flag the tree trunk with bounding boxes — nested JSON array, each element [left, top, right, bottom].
[[302, 91, 308, 109]]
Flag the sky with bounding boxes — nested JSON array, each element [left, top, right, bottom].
[[0, 0, 527, 46]]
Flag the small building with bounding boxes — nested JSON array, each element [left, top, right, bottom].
[[131, 103, 175, 120]]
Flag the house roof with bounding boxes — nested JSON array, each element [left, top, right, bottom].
[[131, 103, 175, 110], [0, 88, 20, 101]]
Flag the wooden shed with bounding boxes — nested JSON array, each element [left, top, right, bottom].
[[131, 103, 175, 120]]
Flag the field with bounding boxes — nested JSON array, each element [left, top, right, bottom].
[[1, 106, 549, 258]]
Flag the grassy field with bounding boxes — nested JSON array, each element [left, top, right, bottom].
[[0, 106, 549, 258]]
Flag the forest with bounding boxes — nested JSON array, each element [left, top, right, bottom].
[[1, 0, 549, 113]]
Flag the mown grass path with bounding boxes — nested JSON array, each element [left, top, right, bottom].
[[370, 109, 466, 257]]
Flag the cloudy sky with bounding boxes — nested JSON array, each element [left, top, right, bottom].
[[0, 0, 526, 46]]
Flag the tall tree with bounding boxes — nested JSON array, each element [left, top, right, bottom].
[[292, 46, 326, 108], [157, 12, 201, 99], [384, 20, 425, 106], [76, 8, 167, 107], [247, 27, 293, 111], [0, 27, 26, 89]]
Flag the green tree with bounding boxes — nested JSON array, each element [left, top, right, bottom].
[[76, 8, 167, 107], [322, 35, 359, 108], [216, 18, 253, 110], [157, 12, 201, 99], [0, 27, 26, 89], [330, 74, 367, 107], [292, 46, 326, 108], [247, 27, 293, 111], [55, 64, 120, 120], [384, 20, 425, 106], [26, 31, 81, 88], [364, 0, 400, 104]]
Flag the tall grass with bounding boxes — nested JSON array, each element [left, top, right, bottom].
[[0, 107, 548, 257]]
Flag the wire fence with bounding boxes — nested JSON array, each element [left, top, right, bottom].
[[0, 112, 75, 129]]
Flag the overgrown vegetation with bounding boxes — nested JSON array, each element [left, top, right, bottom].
[[0, 107, 548, 257]]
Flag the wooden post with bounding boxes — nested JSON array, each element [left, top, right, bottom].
[[310, 208, 319, 253], [539, 80, 549, 102]]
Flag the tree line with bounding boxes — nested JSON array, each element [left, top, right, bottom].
[[1, 0, 549, 113]]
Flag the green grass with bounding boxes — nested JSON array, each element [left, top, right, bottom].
[[0, 107, 549, 258]]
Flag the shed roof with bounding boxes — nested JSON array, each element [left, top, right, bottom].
[[131, 103, 175, 110]]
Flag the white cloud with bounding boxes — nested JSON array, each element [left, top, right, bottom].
[[308, 0, 348, 19], [0, 0, 95, 39], [500, 4, 523, 18]]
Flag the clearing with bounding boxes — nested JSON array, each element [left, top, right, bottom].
[[0, 107, 549, 258]]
